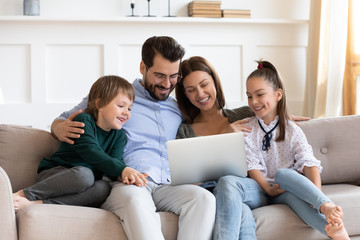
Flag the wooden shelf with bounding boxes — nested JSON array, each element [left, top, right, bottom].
[[0, 16, 308, 25]]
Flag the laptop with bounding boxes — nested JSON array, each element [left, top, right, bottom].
[[166, 132, 248, 185]]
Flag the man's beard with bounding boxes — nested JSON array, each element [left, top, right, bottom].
[[143, 75, 175, 101]]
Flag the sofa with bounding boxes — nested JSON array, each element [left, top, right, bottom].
[[0, 115, 360, 240]]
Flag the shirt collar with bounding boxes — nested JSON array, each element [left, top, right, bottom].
[[257, 115, 279, 130]]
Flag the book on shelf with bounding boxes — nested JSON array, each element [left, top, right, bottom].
[[188, 1, 222, 17], [222, 14, 251, 18], [188, 2, 221, 11], [221, 9, 251, 18], [188, 9, 222, 15], [187, 1, 223, 18], [188, 5, 221, 10], [190, 13, 222, 18], [222, 9, 250, 15], [188, 1, 221, 6]]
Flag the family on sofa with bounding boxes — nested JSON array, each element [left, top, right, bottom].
[[12, 36, 350, 240]]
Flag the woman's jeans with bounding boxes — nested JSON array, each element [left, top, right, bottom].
[[213, 168, 331, 240]]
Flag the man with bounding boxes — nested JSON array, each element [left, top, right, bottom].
[[50, 36, 216, 240]]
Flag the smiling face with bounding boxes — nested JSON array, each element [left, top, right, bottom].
[[182, 70, 218, 112], [246, 76, 282, 125], [96, 92, 133, 131], [140, 53, 180, 101]]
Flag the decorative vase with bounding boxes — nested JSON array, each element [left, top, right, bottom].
[[24, 0, 40, 16]]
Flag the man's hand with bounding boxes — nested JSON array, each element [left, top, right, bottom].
[[289, 115, 311, 126], [51, 110, 85, 144]]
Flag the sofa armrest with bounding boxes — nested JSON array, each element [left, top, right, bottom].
[[0, 167, 17, 240], [0, 124, 60, 192]]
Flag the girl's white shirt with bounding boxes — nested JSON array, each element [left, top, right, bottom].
[[245, 116, 322, 184]]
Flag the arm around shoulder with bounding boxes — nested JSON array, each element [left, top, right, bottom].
[[51, 96, 89, 143], [50, 110, 85, 144]]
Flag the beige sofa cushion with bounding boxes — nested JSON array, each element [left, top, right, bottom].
[[299, 115, 360, 185], [254, 204, 327, 240], [254, 184, 360, 240], [17, 204, 178, 240], [17, 204, 126, 240], [0, 124, 60, 192]]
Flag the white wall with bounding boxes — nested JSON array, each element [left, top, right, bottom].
[[0, 0, 310, 130]]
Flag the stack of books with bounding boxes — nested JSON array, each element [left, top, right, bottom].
[[221, 9, 251, 18], [188, 1, 222, 18]]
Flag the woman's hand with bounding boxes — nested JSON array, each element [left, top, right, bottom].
[[228, 118, 252, 135]]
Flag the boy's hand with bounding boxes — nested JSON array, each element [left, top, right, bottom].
[[120, 167, 149, 187]]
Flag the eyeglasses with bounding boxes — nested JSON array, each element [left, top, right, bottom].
[[146, 66, 182, 83]]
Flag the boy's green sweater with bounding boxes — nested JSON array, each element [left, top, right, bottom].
[[38, 113, 127, 180]]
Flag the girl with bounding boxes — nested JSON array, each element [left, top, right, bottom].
[[13, 75, 148, 211], [245, 60, 349, 239]]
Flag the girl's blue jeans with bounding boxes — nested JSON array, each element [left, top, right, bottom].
[[213, 168, 331, 240]]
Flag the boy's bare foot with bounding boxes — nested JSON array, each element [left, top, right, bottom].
[[320, 202, 344, 223], [13, 196, 43, 212], [13, 190, 26, 198], [325, 218, 350, 240]]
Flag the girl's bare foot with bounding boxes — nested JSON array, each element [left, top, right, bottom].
[[320, 202, 344, 223], [13, 196, 43, 212], [325, 218, 350, 240]]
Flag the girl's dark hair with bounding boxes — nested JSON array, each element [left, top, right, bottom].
[[247, 60, 289, 141], [85, 75, 135, 121], [142, 36, 185, 67], [176, 56, 225, 123]]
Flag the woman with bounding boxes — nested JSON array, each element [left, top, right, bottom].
[[175, 56, 256, 240]]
